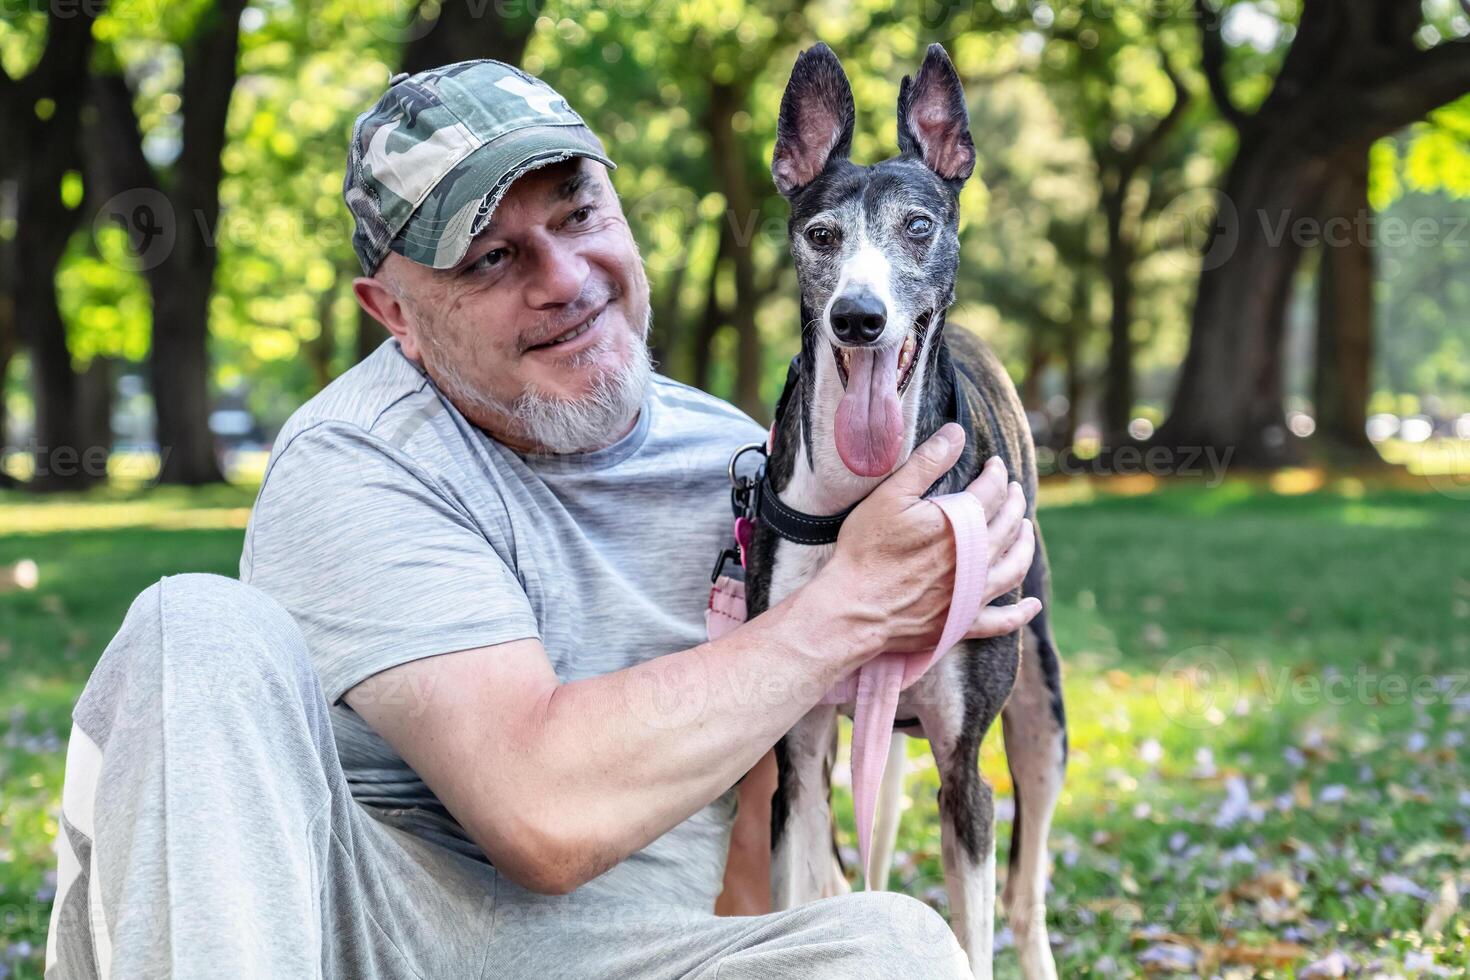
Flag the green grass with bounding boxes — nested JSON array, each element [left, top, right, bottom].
[[2, 479, 1468, 977]]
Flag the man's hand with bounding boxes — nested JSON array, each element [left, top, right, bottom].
[[813, 423, 1041, 665], [960, 453, 1042, 640]]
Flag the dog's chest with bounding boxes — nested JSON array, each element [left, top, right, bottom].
[[767, 538, 836, 609], [761, 437, 970, 733], [763, 444, 858, 608]]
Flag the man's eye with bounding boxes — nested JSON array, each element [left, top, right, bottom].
[[905, 215, 934, 237], [564, 206, 593, 227], [805, 225, 837, 248], [468, 248, 508, 273]]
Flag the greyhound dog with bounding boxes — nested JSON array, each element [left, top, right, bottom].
[[739, 44, 1068, 979]]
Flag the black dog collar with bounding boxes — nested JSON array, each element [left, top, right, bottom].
[[725, 442, 852, 549], [754, 469, 853, 546]]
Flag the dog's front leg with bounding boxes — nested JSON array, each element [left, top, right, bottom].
[[769, 702, 844, 908], [913, 645, 1015, 980]]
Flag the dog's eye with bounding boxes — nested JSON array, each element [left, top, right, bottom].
[[905, 215, 934, 237], [805, 225, 837, 248]]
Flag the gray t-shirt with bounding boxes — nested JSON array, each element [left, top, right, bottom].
[[241, 340, 763, 896]]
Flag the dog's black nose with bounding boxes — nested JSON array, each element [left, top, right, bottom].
[[829, 293, 887, 345]]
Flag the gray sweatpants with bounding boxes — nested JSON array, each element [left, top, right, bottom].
[[45, 574, 972, 979]]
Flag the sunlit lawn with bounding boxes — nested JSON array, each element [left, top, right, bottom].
[[2, 476, 1467, 977]]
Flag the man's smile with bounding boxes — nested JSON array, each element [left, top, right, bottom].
[[523, 303, 609, 355]]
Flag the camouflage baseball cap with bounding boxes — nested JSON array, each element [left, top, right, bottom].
[[344, 59, 615, 274]]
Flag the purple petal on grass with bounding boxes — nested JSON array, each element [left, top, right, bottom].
[[1138, 943, 1197, 971], [1299, 951, 1354, 978], [1213, 775, 1251, 828], [1379, 873, 1430, 900]]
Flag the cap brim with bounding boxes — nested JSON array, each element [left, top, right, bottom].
[[391, 125, 616, 270]]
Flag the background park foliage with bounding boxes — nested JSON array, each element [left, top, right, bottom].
[[1, 1, 1469, 977]]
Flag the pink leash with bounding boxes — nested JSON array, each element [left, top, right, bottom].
[[706, 491, 989, 891]]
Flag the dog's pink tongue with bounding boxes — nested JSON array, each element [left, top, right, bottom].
[[834, 346, 903, 477]]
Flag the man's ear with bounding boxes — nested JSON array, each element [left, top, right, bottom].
[[897, 44, 975, 184], [771, 43, 855, 197], [353, 272, 422, 361]]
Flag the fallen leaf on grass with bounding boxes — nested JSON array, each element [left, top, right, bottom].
[[1217, 940, 1311, 966], [1423, 877, 1459, 936], [1256, 895, 1303, 925], [1400, 840, 1463, 866], [1230, 870, 1303, 902], [1388, 783, 1433, 804], [1086, 898, 1143, 922]]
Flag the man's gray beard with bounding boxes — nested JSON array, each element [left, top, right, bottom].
[[429, 333, 652, 454]]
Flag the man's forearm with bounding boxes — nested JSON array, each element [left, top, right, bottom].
[[505, 572, 877, 891]]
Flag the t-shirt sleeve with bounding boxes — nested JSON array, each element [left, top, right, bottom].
[[242, 422, 541, 703]]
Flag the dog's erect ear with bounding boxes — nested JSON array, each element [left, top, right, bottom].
[[897, 44, 975, 184], [771, 43, 855, 197]]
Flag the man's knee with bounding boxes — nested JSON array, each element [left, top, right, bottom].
[[811, 892, 971, 979], [78, 574, 316, 728], [158, 572, 304, 655]]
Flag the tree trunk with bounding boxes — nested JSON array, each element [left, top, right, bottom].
[[0, 179, 14, 484], [1153, 136, 1325, 466], [400, 0, 535, 73], [15, 243, 84, 490], [1162, 0, 1470, 469], [309, 276, 338, 393], [356, 306, 384, 362], [1021, 329, 1046, 410], [1060, 326, 1082, 451], [77, 357, 115, 467], [648, 254, 687, 380], [1311, 147, 1378, 463], [1101, 185, 1135, 440], [705, 81, 765, 420], [692, 221, 728, 394], [140, 0, 248, 485], [151, 274, 221, 484], [1, 2, 102, 491]]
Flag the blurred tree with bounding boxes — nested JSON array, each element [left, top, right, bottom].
[[88, 0, 250, 484], [0, 0, 103, 491], [1037, 6, 1197, 442], [1315, 78, 1470, 459], [1156, 0, 1470, 466], [400, 0, 535, 73], [1369, 104, 1470, 413], [963, 66, 1100, 446], [1312, 143, 1377, 462]]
